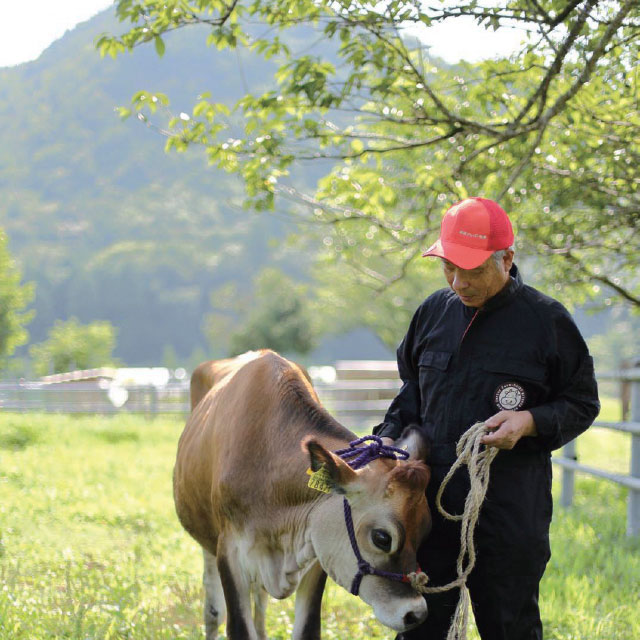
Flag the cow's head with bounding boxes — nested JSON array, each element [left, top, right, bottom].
[[302, 428, 431, 632]]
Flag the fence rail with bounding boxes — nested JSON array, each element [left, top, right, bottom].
[[1, 365, 638, 535], [0, 381, 190, 415]]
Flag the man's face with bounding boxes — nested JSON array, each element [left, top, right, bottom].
[[442, 251, 513, 308]]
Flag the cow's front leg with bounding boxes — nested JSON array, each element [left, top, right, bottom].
[[292, 561, 327, 640], [251, 582, 268, 640], [217, 540, 259, 640]]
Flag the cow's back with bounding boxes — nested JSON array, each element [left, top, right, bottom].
[[190, 354, 253, 410], [173, 350, 349, 555]]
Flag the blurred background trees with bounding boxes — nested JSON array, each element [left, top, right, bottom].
[[227, 268, 318, 357], [204, 268, 319, 357], [29, 318, 118, 376], [0, 230, 33, 372]]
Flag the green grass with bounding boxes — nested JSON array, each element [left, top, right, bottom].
[[598, 396, 622, 422], [0, 406, 638, 639]]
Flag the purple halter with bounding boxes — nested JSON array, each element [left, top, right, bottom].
[[334, 435, 424, 595], [333, 434, 410, 469]]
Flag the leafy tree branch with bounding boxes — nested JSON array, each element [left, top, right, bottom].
[[99, 0, 639, 313]]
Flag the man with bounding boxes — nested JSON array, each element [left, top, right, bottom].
[[373, 197, 600, 640]]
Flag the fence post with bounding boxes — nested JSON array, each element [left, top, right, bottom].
[[628, 378, 640, 537], [147, 385, 158, 420], [560, 439, 577, 508]]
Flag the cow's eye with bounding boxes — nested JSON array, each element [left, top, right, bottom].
[[371, 528, 392, 552]]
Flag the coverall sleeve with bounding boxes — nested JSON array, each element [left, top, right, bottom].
[[528, 307, 600, 451], [372, 306, 423, 441]]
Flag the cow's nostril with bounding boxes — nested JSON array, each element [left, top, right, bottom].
[[403, 611, 419, 627]]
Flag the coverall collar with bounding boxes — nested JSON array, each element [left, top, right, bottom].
[[482, 263, 522, 312]]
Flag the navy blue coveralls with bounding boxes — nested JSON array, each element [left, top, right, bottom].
[[373, 264, 600, 640]]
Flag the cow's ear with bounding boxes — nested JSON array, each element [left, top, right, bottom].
[[301, 437, 357, 493], [394, 425, 430, 463]]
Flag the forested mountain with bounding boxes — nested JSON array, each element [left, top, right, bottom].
[[0, 9, 351, 366]]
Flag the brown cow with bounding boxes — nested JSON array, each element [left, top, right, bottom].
[[174, 350, 431, 639]]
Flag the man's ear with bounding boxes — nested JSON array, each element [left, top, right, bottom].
[[301, 436, 357, 493], [395, 425, 430, 463], [503, 249, 515, 273]]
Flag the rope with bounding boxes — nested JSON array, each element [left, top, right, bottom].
[[419, 421, 499, 640]]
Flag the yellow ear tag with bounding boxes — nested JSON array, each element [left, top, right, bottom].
[[307, 464, 333, 494]]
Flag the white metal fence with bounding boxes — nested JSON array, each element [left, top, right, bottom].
[[553, 368, 640, 538], [1, 362, 638, 535]]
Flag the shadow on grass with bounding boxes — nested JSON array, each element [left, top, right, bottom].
[[0, 422, 40, 451], [91, 429, 140, 444]]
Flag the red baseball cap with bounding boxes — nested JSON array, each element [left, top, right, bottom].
[[422, 197, 514, 269]]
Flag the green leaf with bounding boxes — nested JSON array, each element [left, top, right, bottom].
[[117, 107, 132, 120], [154, 36, 165, 57], [350, 139, 364, 154]]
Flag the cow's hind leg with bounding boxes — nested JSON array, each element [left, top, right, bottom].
[[292, 562, 327, 640], [252, 583, 268, 640], [203, 549, 226, 640]]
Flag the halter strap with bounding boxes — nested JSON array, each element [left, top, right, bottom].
[[342, 496, 416, 594], [334, 436, 424, 595]]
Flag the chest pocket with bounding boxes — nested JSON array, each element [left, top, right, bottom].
[[419, 350, 452, 371], [417, 350, 454, 443], [418, 350, 452, 414], [483, 359, 546, 382], [482, 358, 548, 411]]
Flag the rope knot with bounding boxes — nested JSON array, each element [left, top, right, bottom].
[[358, 560, 373, 575], [406, 570, 430, 592]]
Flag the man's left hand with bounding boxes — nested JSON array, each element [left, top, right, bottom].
[[481, 410, 537, 449]]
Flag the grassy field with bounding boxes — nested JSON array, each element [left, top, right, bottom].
[[0, 403, 638, 639]]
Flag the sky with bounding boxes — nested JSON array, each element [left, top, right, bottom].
[[0, 1, 528, 69], [0, 0, 114, 67]]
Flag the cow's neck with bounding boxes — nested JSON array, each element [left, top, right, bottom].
[[236, 500, 322, 600]]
